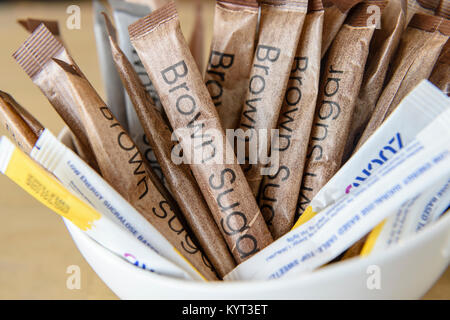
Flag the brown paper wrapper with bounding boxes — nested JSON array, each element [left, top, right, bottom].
[[355, 13, 449, 151], [0, 91, 40, 154], [14, 24, 218, 280], [129, 1, 273, 264], [18, 18, 60, 37], [258, 2, 324, 239], [13, 24, 99, 172], [436, 0, 450, 19], [204, 0, 259, 131], [189, 0, 205, 74], [238, 0, 308, 197], [103, 13, 235, 277], [321, 0, 363, 57], [53, 57, 218, 281], [406, 0, 440, 24], [296, 1, 384, 215], [429, 40, 450, 95], [342, 0, 407, 163], [344, 10, 449, 260]]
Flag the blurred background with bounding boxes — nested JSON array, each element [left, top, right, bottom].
[[0, 0, 447, 299]]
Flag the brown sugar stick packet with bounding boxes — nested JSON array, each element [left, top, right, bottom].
[[342, 0, 407, 163], [257, 1, 324, 239], [204, 0, 259, 131], [321, 0, 363, 58], [18, 18, 60, 38], [18, 19, 88, 80], [14, 31, 89, 161], [13, 23, 99, 172], [109, 0, 167, 186], [296, 0, 387, 215], [429, 0, 450, 94], [0, 92, 44, 140], [406, 0, 440, 24], [103, 13, 236, 277], [355, 12, 450, 151], [342, 9, 450, 261], [189, 0, 205, 74], [53, 58, 218, 281], [0, 92, 41, 154], [14, 25, 218, 280], [0, 90, 84, 167], [237, 0, 308, 197], [429, 40, 450, 95], [129, 1, 273, 264], [17, 18, 95, 151]]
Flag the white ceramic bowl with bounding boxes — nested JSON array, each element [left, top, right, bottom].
[[65, 210, 450, 300], [57, 128, 450, 299]]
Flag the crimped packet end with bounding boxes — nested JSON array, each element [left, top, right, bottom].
[[12, 23, 64, 78], [409, 12, 450, 35], [128, 1, 178, 39]]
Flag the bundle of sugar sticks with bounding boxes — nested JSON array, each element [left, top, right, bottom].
[[0, 0, 449, 281]]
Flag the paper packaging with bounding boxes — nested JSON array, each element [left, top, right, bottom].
[[189, 0, 205, 74], [13, 24, 99, 172], [14, 24, 217, 280], [237, 0, 308, 197], [0, 90, 204, 278], [296, 80, 449, 260], [57, 58, 218, 280], [16, 19, 98, 163], [0, 91, 43, 138], [18, 18, 60, 37], [356, 12, 449, 150], [109, 0, 166, 184], [297, 1, 385, 215], [406, 0, 440, 24], [293, 80, 449, 226], [103, 13, 236, 277], [32, 129, 207, 280], [429, 41, 450, 95], [129, 1, 273, 263], [225, 84, 450, 281], [343, 0, 406, 162], [321, 0, 363, 58], [93, 0, 128, 130], [0, 136, 194, 280], [361, 176, 450, 256], [429, 0, 450, 94], [204, 0, 259, 131], [0, 92, 40, 154], [257, 1, 324, 239]]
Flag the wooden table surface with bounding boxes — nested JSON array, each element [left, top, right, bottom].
[[0, 0, 448, 299]]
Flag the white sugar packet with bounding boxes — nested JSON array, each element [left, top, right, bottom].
[[225, 82, 450, 281]]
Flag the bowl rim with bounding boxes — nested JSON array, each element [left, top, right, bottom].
[[66, 208, 450, 289]]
